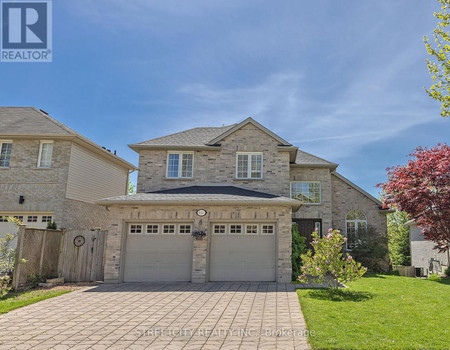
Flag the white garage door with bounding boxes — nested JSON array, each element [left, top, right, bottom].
[[209, 223, 276, 282], [123, 223, 193, 282]]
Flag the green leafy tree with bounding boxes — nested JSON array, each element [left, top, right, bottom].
[[387, 211, 411, 267], [291, 223, 307, 281], [350, 225, 389, 273], [298, 229, 367, 292], [128, 179, 136, 195], [0, 217, 21, 274], [424, 0, 450, 117]]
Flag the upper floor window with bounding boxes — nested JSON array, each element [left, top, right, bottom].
[[291, 181, 321, 204], [38, 141, 54, 168], [167, 152, 193, 178], [236, 153, 263, 179], [345, 209, 367, 250], [0, 141, 13, 168]]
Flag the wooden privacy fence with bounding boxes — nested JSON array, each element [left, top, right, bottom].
[[13, 226, 107, 289], [58, 229, 107, 283]]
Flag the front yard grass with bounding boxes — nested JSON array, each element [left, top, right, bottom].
[[297, 274, 450, 350], [0, 288, 71, 314]]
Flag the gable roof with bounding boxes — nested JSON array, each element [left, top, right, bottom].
[[293, 150, 338, 169], [129, 124, 236, 149], [97, 185, 302, 210], [0, 107, 136, 170], [206, 117, 292, 146], [331, 172, 383, 206]]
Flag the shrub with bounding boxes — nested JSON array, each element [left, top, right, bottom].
[[350, 225, 389, 273], [46, 221, 57, 230], [427, 273, 441, 281], [387, 211, 411, 266], [444, 266, 450, 277], [292, 223, 307, 281], [299, 229, 367, 292], [0, 233, 17, 274]]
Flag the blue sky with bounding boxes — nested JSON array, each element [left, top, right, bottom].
[[0, 0, 448, 196]]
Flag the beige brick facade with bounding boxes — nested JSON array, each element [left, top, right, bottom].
[[110, 120, 390, 282], [137, 124, 291, 197], [331, 174, 387, 236], [104, 204, 293, 283], [0, 139, 126, 231]]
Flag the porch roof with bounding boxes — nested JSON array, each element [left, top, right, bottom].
[[96, 185, 302, 210]]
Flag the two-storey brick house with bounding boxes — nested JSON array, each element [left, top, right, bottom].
[[0, 107, 136, 242], [99, 118, 388, 283]]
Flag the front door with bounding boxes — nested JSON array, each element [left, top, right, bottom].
[[293, 219, 322, 247]]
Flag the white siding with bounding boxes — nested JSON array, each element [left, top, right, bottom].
[[410, 225, 449, 274], [66, 143, 128, 203]]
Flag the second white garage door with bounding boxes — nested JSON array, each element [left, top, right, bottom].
[[123, 223, 193, 282], [209, 223, 276, 282]]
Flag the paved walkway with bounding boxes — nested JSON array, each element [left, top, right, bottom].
[[0, 283, 311, 349]]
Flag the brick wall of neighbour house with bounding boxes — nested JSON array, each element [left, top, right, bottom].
[[331, 174, 387, 237], [137, 124, 291, 197], [0, 139, 71, 220], [104, 204, 293, 283], [0, 139, 115, 231], [290, 168, 333, 231]]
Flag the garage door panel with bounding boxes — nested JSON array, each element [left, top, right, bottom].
[[209, 227, 276, 282], [124, 232, 192, 283]]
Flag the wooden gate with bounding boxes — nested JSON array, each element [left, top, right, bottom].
[[58, 229, 107, 282]]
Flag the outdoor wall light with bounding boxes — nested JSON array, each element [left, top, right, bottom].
[[19, 195, 25, 204]]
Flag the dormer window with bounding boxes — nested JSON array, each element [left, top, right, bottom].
[[167, 152, 194, 178]]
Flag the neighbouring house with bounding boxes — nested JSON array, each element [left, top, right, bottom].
[[97, 117, 390, 283], [406, 221, 449, 276], [0, 107, 136, 245]]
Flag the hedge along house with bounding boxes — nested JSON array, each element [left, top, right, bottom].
[[98, 118, 389, 283]]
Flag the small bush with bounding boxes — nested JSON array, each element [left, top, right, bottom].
[[444, 266, 450, 277], [291, 223, 307, 281], [427, 273, 441, 281], [350, 225, 389, 273], [46, 221, 57, 230]]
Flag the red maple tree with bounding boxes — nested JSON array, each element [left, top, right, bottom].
[[378, 144, 450, 253]]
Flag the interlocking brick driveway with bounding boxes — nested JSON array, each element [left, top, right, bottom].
[[0, 283, 311, 349]]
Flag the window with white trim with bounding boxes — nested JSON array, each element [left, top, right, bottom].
[[0, 141, 13, 168], [245, 224, 258, 235], [27, 216, 37, 222], [163, 224, 176, 234], [345, 210, 367, 250], [42, 216, 53, 223], [167, 152, 194, 178], [213, 224, 226, 235], [37, 141, 54, 168], [261, 225, 275, 235], [146, 224, 159, 234], [236, 153, 263, 179], [290, 181, 321, 204], [179, 224, 192, 234], [229, 224, 242, 235], [129, 224, 143, 234]]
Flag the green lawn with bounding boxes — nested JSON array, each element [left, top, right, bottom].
[[0, 288, 71, 314], [297, 275, 450, 350]]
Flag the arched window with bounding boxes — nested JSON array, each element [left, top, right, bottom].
[[345, 210, 367, 250]]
